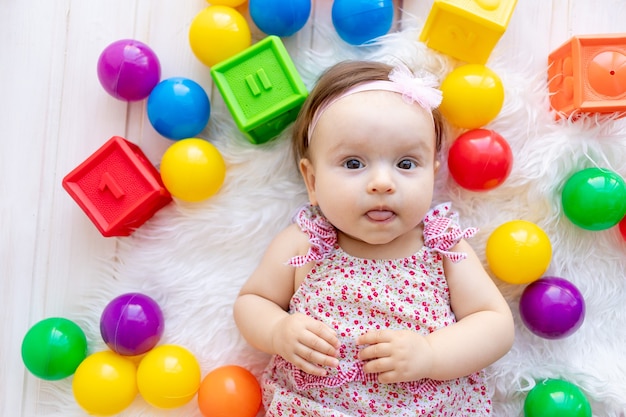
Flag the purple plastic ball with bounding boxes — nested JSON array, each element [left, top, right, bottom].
[[519, 277, 585, 339], [97, 39, 161, 101], [100, 293, 164, 356]]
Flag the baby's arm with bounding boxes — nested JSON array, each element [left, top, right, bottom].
[[233, 224, 340, 376], [357, 239, 514, 383]]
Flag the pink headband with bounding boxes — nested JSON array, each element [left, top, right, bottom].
[[307, 65, 443, 144]]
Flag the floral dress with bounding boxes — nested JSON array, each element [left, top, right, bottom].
[[261, 203, 492, 416]]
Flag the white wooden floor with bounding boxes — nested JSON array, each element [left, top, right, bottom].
[[2, 1, 625, 416]]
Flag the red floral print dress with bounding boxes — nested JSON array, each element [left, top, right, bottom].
[[262, 203, 491, 416]]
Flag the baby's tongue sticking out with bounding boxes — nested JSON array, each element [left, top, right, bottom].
[[367, 210, 394, 221]]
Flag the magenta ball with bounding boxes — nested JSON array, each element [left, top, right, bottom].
[[100, 293, 164, 356], [519, 277, 585, 339], [97, 39, 161, 101]]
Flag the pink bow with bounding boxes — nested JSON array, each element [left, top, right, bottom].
[[388, 64, 443, 111]]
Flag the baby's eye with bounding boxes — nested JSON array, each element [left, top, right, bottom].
[[397, 159, 417, 170], [344, 159, 363, 169]]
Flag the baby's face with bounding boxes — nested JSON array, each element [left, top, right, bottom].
[[301, 90, 439, 257]]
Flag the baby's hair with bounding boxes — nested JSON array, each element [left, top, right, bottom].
[[292, 60, 445, 162]]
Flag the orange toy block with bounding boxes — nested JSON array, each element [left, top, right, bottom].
[[62, 136, 172, 237], [548, 33, 626, 119], [419, 0, 518, 64]]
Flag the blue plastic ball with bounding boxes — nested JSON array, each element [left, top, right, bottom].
[[249, 0, 311, 37], [332, 0, 394, 45], [147, 77, 211, 140]]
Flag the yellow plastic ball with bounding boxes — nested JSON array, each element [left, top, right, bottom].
[[189, 5, 251, 67], [160, 138, 226, 202], [439, 64, 504, 129], [136, 344, 201, 409], [206, 0, 247, 6], [486, 220, 552, 285], [72, 351, 138, 416]]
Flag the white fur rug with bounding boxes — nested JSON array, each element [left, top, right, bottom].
[[44, 18, 626, 417]]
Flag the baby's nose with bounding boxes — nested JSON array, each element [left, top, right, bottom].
[[368, 169, 395, 193]]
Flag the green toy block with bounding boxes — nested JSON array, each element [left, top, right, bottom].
[[210, 36, 309, 144]]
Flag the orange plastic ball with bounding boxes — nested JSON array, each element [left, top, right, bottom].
[[197, 365, 262, 417]]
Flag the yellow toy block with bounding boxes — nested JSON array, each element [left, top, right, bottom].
[[419, 0, 518, 64]]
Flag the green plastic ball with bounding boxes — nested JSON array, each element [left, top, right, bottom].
[[21, 317, 88, 380], [524, 379, 591, 417], [561, 167, 626, 230]]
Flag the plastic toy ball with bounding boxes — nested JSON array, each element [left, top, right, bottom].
[[439, 64, 504, 129], [250, 0, 311, 37], [100, 292, 164, 356], [137, 344, 201, 409], [206, 0, 247, 6], [159, 138, 226, 202], [332, 0, 394, 45], [97, 39, 161, 101], [147, 77, 211, 140], [447, 129, 513, 191], [618, 216, 626, 240], [198, 365, 262, 417], [519, 276, 585, 339], [524, 378, 592, 417], [561, 167, 626, 231], [72, 350, 138, 416], [189, 6, 252, 67], [21, 317, 87, 380], [486, 220, 552, 285]]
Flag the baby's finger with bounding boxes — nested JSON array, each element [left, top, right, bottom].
[[362, 356, 394, 375], [307, 319, 340, 349], [359, 341, 391, 361], [292, 354, 329, 377], [305, 331, 339, 359], [297, 341, 339, 368], [356, 329, 392, 346]]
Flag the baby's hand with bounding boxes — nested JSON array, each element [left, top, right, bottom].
[[271, 312, 340, 377], [357, 329, 433, 383]]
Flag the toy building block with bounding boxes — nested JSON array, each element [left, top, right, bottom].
[[419, 0, 518, 64], [62, 136, 172, 237], [548, 33, 626, 119], [210, 35, 308, 144]]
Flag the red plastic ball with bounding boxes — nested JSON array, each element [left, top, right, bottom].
[[617, 215, 626, 240], [197, 365, 262, 417], [447, 128, 513, 191]]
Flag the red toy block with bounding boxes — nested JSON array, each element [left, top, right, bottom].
[[62, 136, 172, 237], [548, 33, 626, 119]]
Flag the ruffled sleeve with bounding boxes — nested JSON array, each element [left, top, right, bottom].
[[423, 202, 477, 263], [287, 205, 337, 267]]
